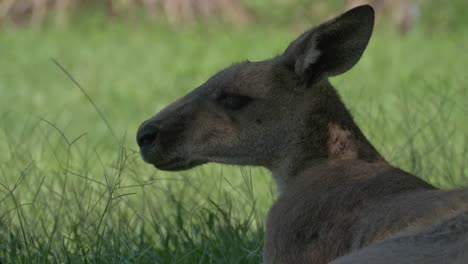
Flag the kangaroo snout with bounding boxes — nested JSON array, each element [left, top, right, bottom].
[[136, 93, 208, 171], [137, 115, 196, 170], [136, 121, 160, 148], [136, 119, 162, 165]]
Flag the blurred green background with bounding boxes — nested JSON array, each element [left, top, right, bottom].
[[1, 0, 468, 262]]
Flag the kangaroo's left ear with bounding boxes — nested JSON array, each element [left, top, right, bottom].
[[283, 5, 374, 83]]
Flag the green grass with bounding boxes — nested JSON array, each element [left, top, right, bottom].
[[1, 17, 468, 263]]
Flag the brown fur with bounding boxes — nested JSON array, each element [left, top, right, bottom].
[[327, 123, 359, 159]]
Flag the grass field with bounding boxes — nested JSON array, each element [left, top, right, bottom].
[[1, 13, 468, 263]]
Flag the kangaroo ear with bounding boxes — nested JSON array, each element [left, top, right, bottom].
[[283, 5, 374, 83]]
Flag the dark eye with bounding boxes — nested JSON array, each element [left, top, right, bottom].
[[217, 92, 253, 110]]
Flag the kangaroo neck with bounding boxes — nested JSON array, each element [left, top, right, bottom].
[[271, 81, 386, 192]]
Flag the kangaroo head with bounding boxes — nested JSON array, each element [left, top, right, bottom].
[[137, 5, 381, 184]]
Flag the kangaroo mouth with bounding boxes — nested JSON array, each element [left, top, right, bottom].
[[140, 147, 204, 171], [155, 157, 205, 171], [154, 157, 185, 170]]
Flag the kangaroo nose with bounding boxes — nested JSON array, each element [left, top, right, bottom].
[[137, 123, 160, 148]]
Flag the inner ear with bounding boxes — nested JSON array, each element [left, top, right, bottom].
[[283, 5, 375, 83]]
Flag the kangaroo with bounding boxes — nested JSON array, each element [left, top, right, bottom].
[[137, 5, 468, 263]]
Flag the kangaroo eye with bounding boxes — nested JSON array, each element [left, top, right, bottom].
[[217, 93, 253, 110]]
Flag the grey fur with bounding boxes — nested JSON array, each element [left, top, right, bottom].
[[331, 211, 468, 264]]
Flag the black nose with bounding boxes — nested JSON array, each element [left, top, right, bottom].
[[137, 123, 160, 148]]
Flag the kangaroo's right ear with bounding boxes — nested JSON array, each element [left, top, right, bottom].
[[283, 5, 374, 84]]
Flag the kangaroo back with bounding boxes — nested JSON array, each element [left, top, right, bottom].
[[331, 211, 468, 264]]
